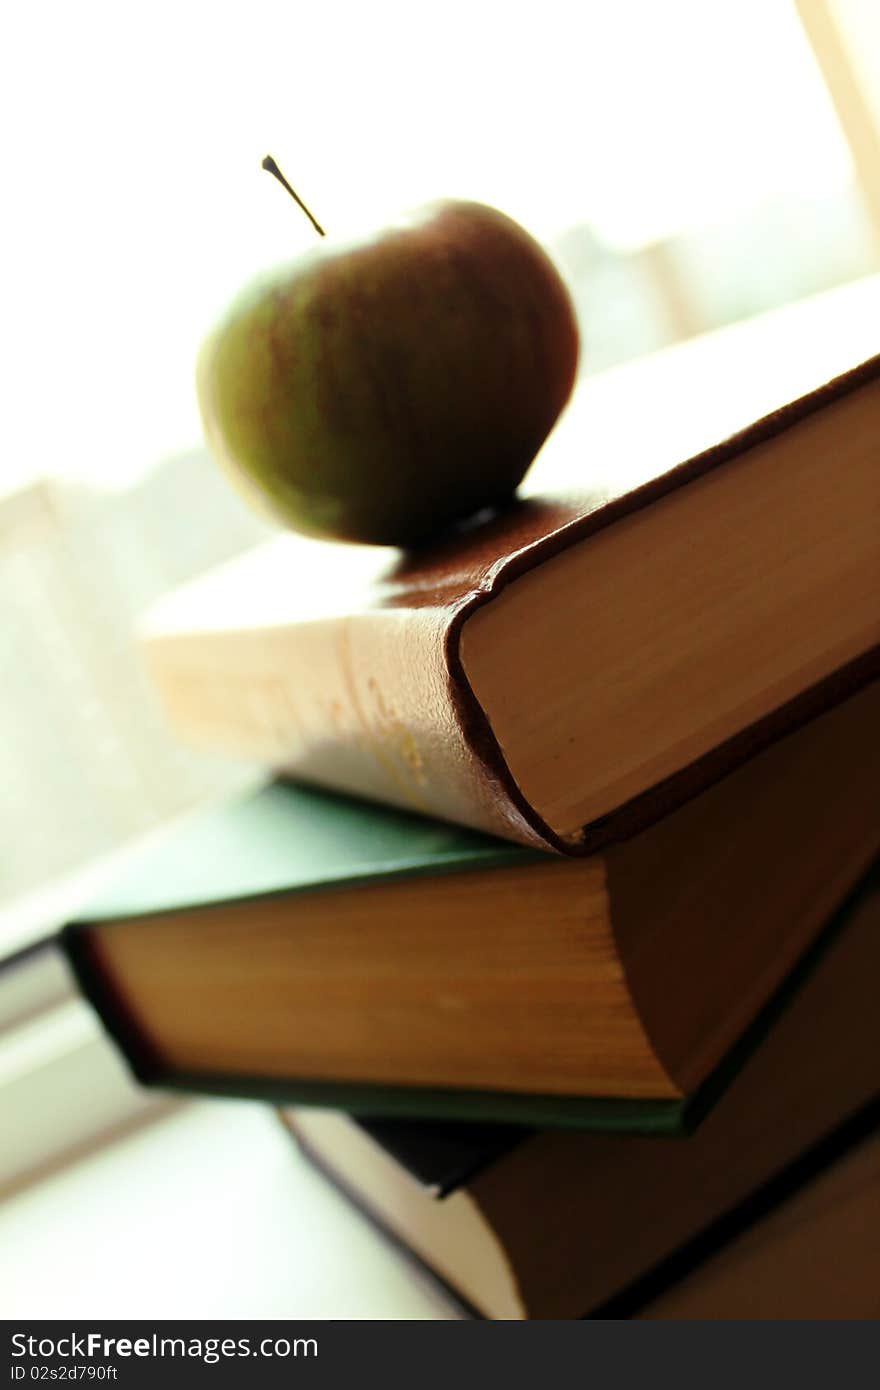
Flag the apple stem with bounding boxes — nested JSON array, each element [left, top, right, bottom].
[[261, 155, 326, 237]]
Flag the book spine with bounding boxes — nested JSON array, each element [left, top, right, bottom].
[[141, 606, 550, 850]]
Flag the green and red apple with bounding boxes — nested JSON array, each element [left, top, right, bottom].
[[196, 182, 580, 547]]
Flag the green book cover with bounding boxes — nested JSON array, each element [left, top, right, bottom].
[[73, 777, 540, 922], [62, 778, 875, 1135]]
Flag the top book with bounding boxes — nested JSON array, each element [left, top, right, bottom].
[[143, 281, 880, 854]]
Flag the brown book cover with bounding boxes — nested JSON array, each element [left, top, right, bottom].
[[143, 295, 880, 855], [637, 1119, 880, 1320]]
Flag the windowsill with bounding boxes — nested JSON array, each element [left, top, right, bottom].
[[1, 1100, 458, 1320]]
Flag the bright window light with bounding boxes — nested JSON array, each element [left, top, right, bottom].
[[0, 1, 858, 496]]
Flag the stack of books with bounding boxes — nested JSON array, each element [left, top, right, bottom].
[[63, 287, 879, 1318]]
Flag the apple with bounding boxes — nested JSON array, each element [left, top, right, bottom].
[[196, 164, 580, 547]]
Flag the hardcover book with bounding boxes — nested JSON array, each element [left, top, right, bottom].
[[284, 869, 880, 1319], [141, 287, 880, 854], [636, 1120, 880, 1320], [63, 682, 878, 1127]]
